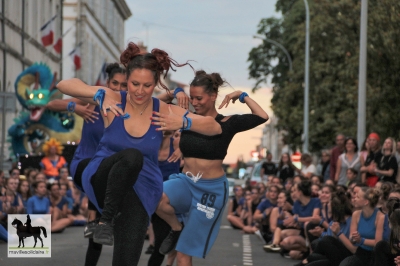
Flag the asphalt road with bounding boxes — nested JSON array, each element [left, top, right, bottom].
[[0, 179, 296, 265]]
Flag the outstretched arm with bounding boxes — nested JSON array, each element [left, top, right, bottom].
[[46, 98, 99, 123]]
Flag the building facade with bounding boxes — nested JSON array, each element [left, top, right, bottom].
[[62, 0, 131, 84]]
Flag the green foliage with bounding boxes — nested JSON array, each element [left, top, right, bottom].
[[248, 0, 400, 152]]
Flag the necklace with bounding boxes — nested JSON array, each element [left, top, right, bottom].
[[128, 94, 150, 115]]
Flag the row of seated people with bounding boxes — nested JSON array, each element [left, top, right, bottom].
[[227, 174, 400, 266], [0, 167, 88, 242]]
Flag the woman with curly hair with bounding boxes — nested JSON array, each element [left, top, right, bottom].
[[56, 42, 222, 265]]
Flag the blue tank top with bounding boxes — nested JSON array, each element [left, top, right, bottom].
[[70, 105, 104, 178], [82, 91, 163, 217], [357, 208, 378, 251], [158, 137, 181, 181]]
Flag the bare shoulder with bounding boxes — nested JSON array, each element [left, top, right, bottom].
[[352, 210, 361, 219], [220, 115, 232, 122], [159, 101, 186, 116]]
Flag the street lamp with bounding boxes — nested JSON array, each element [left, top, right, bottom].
[[253, 35, 293, 71], [302, 0, 310, 153], [357, 0, 368, 148]]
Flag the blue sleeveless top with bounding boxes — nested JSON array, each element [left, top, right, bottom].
[[158, 137, 181, 181], [357, 208, 379, 251], [70, 106, 104, 178], [82, 91, 163, 217]]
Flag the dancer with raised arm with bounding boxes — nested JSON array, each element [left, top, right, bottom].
[[155, 70, 269, 265]]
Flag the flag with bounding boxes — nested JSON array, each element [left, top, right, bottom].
[[95, 61, 108, 86], [40, 15, 57, 47], [53, 26, 73, 54], [69, 43, 82, 70]]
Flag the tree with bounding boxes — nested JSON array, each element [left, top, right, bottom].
[[248, 0, 400, 152]]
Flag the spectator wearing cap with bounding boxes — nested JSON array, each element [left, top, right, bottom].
[[330, 134, 346, 181], [360, 132, 382, 187]]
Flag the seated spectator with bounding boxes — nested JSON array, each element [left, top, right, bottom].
[[311, 175, 322, 186], [242, 187, 262, 233], [2, 178, 24, 215], [0, 197, 7, 242], [285, 178, 294, 192], [280, 180, 321, 260], [294, 175, 304, 184], [227, 185, 245, 229], [250, 185, 280, 243], [311, 184, 321, 197], [339, 187, 384, 266], [346, 168, 358, 187], [0, 170, 5, 196], [26, 168, 39, 186], [60, 183, 86, 226], [264, 191, 293, 252], [27, 181, 50, 214], [305, 191, 353, 266], [17, 179, 32, 212], [47, 182, 74, 233]]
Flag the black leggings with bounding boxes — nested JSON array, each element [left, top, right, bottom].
[[147, 213, 172, 266], [373, 240, 399, 266], [307, 236, 352, 266], [75, 149, 149, 265]]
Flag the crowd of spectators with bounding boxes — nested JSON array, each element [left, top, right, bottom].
[[227, 132, 400, 266]]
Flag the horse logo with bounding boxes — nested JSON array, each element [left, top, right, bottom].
[[11, 215, 47, 248]]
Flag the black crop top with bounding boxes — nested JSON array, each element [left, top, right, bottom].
[[179, 114, 267, 160]]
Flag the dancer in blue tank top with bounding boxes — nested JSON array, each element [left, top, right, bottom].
[[155, 70, 269, 265], [56, 42, 222, 266]]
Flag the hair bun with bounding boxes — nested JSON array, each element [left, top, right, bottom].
[[195, 70, 207, 77], [105, 63, 120, 75], [210, 73, 224, 88], [120, 42, 141, 67], [151, 49, 171, 72]]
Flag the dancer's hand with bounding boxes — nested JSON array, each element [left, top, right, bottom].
[[168, 148, 182, 163], [75, 103, 99, 123], [151, 105, 183, 131], [218, 91, 242, 109], [175, 91, 189, 110], [394, 256, 400, 265], [100, 91, 124, 117]]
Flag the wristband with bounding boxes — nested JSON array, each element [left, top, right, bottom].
[[294, 215, 298, 223], [182, 111, 192, 131], [319, 218, 325, 226], [360, 238, 365, 246], [173, 87, 184, 99], [93, 88, 106, 110], [239, 92, 249, 103], [336, 231, 342, 237], [262, 212, 267, 219], [67, 101, 76, 113]]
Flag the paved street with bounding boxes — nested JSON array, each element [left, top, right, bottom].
[[0, 180, 295, 265]]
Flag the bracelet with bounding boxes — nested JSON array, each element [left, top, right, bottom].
[[67, 101, 76, 113], [93, 88, 106, 109], [239, 92, 249, 103], [336, 231, 342, 237], [173, 87, 184, 99], [182, 111, 192, 131]]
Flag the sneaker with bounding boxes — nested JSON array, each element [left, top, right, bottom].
[[145, 244, 154, 254], [159, 223, 184, 255], [264, 244, 281, 252], [93, 222, 114, 246], [254, 230, 266, 244], [84, 219, 98, 238]]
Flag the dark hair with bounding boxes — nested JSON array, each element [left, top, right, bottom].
[[284, 190, 294, 205], [344, 137, 358, 153], [331, 191, 353, 223], [120, 42, 191, 91], [389, 209, 400, 254], [380, 182, 394, 202], [105, 62, 126, 80], [278, 153, 295, 171], [47, 182, 60, 191], [301, 153, 312, 164], [190, 70, 227, 95], [360, 138, 368, 152], [17, 179, 32, 198], [33, 181, 46, 189], [296, 180, 312, 197], [347, 168, 358, 176], [9, 167, 19, 175]]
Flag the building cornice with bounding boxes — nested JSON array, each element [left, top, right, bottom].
[[112, 0, 132, 20]]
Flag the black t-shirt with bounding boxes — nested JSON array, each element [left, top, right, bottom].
[[278, 165, 295, 183], [365, 150, 383, 178], [261, 162, 277, 176], [378, 154, 398, 183]]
